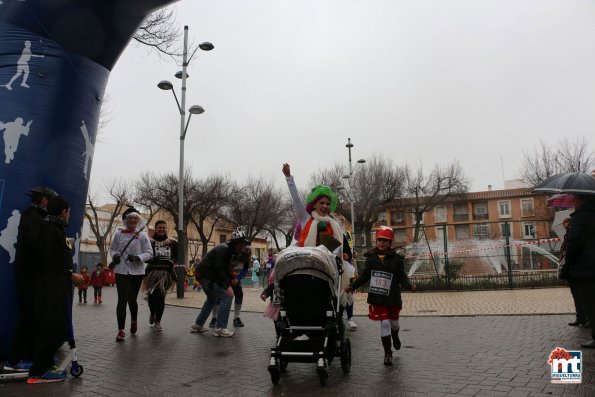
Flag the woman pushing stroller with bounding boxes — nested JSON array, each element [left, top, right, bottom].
[[345, 226, 416, 366]]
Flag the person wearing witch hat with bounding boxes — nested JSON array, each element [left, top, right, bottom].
[[4, 186, 58, 373], [109, 207, 153, 342]]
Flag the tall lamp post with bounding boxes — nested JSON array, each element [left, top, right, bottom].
[[158, 25, 213, 298], [343, 138, 365, 247]]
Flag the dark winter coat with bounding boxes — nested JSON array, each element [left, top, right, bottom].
[[14, 205, 46, 275], [350, 247, 413, 306], [567, 199, 595, 281], [33, 216, 73, 350], [196, 243, 238, 289]]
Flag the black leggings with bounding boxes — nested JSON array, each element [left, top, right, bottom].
[[78, 289, 87, 301], [93, 286, 103, 298], [148, 290, 166, 323], [115, 274, 144, 330]]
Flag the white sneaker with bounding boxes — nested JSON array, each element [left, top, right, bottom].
[[347, 320, 358, 330], [154, 323, 163, 332], [213, 328, 235, 337], [190, 324, 209, 333]]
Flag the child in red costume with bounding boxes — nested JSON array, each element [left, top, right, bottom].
[[345, 227, 416, 365]]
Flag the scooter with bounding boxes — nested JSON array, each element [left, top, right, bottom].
[[1, 293, 83, 381]]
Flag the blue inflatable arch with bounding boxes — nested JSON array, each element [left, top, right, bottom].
[[0, 0, 177, 359]]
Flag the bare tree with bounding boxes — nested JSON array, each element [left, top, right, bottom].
[[133, 6, 200, 60], [187, 175, 234, 257], [262, 195, 296, 250], [225, 177, 284, 241], [398, 161, 469, 242], [135, 171, 233, 258], [85, 180, 131, 265], [521, 137, 594, 186]]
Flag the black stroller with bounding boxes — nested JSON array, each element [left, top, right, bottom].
[[267, 246, 351, 386]]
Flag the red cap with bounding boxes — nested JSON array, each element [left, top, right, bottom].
[[376, 227, 394, 241]]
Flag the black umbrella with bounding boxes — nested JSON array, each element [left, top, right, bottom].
[[533, 172, 595, 196]]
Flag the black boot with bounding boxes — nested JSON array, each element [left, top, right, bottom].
[[381, 336, 392, 365], [391, 330, 401, 350]]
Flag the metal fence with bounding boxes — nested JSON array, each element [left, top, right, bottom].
[[352, 219, 566, 291]]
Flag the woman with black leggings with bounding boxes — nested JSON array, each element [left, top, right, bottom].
[[109, 207, 153, 342]]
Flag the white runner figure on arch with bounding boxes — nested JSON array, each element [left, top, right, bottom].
[[3, 40, 44, 91], [1, 117, 33, 164], [0, 209, 20, 263]]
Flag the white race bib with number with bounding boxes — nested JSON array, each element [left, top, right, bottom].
[[369, 270, 393, 296], [155, 245, 171, 259]]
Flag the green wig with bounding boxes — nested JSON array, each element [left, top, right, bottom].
[[306, 185, 337, 213]]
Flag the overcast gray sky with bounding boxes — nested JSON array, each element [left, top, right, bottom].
[[90, 0, 595, 197]]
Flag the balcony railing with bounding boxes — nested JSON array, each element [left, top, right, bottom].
[[453, 214, 469, 222], [472, 213, 489, 220]]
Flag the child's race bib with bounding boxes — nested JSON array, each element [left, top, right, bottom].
[[370, 270, 393, 296]]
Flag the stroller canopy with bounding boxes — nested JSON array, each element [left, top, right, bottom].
[[274, 246, 339, 298]]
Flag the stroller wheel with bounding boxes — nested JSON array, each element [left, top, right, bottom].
[[340, 338, 352, 374], [268, 363, 281, 385], [316, 365, 329, 386], [70, 362, 84, 378], [280, 360, 288, 373]]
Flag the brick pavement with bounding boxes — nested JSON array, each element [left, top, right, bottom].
[[1, 286, 593, 397], [167, 286, 576, 316]]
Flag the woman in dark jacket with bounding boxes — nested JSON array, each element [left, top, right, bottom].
[[345, 227, 416, 365], [565, 195, 595, 348]]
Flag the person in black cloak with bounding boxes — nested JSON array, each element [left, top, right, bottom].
[[27, 196, 84, 384], [4, 186, 57, 373]]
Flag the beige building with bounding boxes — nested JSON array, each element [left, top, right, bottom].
[[80, 204, 269, 266]]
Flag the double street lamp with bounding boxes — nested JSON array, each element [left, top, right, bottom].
[[343, 138, 365, 247], [158, 25, 213, 298]]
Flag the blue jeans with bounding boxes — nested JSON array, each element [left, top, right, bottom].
[[194, 279, 232, 329]]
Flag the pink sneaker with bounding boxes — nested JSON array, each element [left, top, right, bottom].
[[130, 320, 138, 335], [116, 330, 125, 342]]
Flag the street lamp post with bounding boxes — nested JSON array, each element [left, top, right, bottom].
[[343, 138, 365, 247], [158, 25, 213, 298]]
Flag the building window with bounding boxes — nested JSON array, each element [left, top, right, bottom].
[[473, 223, 490, 240], [521, 198, 534, 217], [394, 229, 407, 242], [455, 224, 470, 239], [522, 222, 535, 239], [219, 234, 227, 244], [453, 204, 469, 222], [435, 226, 448, 242], [498, 201, 511, 218], [434, 206, 447, 223], [390, 210, 405, 224], [472, 202, 489, 220], [376, 211, 388, 226], [499, 222, 512, 238]]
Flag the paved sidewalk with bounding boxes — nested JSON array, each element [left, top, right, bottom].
[[1, 286, 592, 397], [166, 286, 576, 316]]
